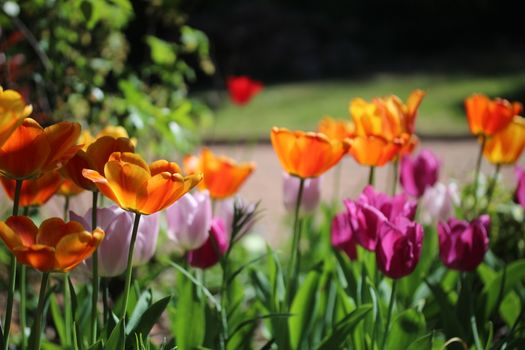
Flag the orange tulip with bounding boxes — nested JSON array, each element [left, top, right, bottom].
[[0, 86, 32, 147], [348, 135, 402, 167], [0, 216, 104, 272], [318, 116, 355, 141], [83, 152, 202, 215], [183, 154, 201, 176], [483, 116, 525, 165], [271, 127, 350, 178], [0, 118, 81, 180], [1, 170, 62, 207], [199, 148, 256, 199], [62, 136, 135, 191], [58, 178, 84, 197], [465, 94, 521, 137]]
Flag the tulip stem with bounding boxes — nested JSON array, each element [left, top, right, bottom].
[[287, 177, 305, 305], [484, 163, 501, 211], [29, 272, 49, 350], [473, 135, 486, 212], [368, 166, 375, 187], [63, 195, 70, 221], [19, 206, 29, 350], [391, 159, 399, 195], [64, 273, 72, 346], [102, 278, 110, 328], [90, 191, 99, 343], [2, 179, 23, 350], [381, 280, 397, 350], [120, 212, 142, 322]]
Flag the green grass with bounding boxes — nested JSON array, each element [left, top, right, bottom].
[[199, 71, 525, 139]]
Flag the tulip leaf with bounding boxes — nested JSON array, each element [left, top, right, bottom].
[[125, 289, 153, 333], [86, 340, 103, 350], [289, 270, 321, 350], [174, 277, 205, 350], [425, 281, 466, 338], [49, 295, 67, 345], [127, 296, 171, 342], [105, 319, 125, 350], [385, 309, 426, 350], [316, 304, 372, 350], [406, 332, 434, 350], [481, 259, 525, 318]]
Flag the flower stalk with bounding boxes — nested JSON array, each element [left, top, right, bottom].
[[287, 177, 305, 304]]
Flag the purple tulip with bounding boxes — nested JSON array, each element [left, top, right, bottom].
[[188, 218, 229, 269], [437, 215, 490, 271], [344, 186, 417, 251], [376, 216, 424, 279], [70, 206, 160, 277], [515, 166, 525, 208], [282, 172, 321, 214], [331, 211, 358, 260], [166, 191, 212, 251], [400, 150, 440, 197]]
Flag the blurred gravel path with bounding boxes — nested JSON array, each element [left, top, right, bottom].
[[212, 140, 525, 246]]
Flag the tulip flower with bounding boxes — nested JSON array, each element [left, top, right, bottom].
[[0, 118, 81, 180], [271, 127, 350, 178], [347, 135, 402, 167], [318, 116, 355, 141], [227, 76, 263, 105], [400, 149, 440, 197], [215, 197, 259, 239], [199, 148, 255, 199], [282, 173, 321, 213], [166, 191, 212, 251], [188, 218, 229, 269], [1, 170, 62, 207], [515, 166, 525, 209], [331, 211, 357, 260], [419, 182, 460, 224], [483, 116, 525, 165], [83, 152, 202, 215], [70, 206, 159, 276], [465, 94, 521, 137], [376, 216, 423, 279], [0, 86, 32, 147], [63, 136, 135, 192], [437, 215, 490, 271], [58, 178, 84, 197], [0, 216, 104, 272]]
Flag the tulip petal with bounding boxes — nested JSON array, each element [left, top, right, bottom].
[[43, 121, 82, 171], [5, 216, 38, 247], [82, 169, 120, 204], [55, 228, 104, 272], [103, 160, 150, 211], [37, 218, 85, 248], [150, 160, 182, 176], [86, 136, 135, 173], [108, 152, 150, 173], [13, 245, 57, 272], [63, 150, 98, 191]]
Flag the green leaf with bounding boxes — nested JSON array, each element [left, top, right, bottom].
[[125, 290, 153, 333], [425, 281, 466, 338], [174, 277, 205, 350], [481, 259, 525, 318], [86, 340, 103, 350], [499, 291, 521, 326], [50, 295, 67, 345], [105, 319, 125, 350], [289, 270, 321, 350], [316, 304, 372, 350], [146, 36, 177, 65], [386, 309, 426, 350], [128, 296, 171, 341]]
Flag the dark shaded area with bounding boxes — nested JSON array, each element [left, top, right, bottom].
[[184, 0, 525, 83]]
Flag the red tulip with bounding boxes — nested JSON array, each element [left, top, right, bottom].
[[227, 76, 263, 105], [188, 218, 229, 269]]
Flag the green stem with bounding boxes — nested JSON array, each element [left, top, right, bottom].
[[90, 191, 99, 343], [102, 278, 109, 328], [2, 179, 23, 350], [473, 135, 486, 212], [484, 163, 501, 211], [19, 206, 29, 350], [120, 213, 142, 321], [392, 159, 399, 195], [368, 166, 375, 187], [63, 195, 70, 221], [381, 280, 397, 350], [29, 272, 50, 350], [286, 177, 305, 305], [64, 273, 72, 346]]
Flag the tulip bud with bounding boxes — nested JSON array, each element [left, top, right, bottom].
[[70, 206, 160, 277], [166, 191, 212, 251], [438, 215, 490, 271], [282, 173, 321, 213], [515, 166, 525, 209], [331, 211, 357, 260], [420, 182, 460, 224], [216, 197, 259, 239], [188, 218, 229, 269], [376, 217, 424, 279], [400, 149, 440, 197]]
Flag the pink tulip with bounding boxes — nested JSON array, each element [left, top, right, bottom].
[[438, 215, 490, 271], [331, 211, 357, 260], [515, 166, 525, 208], [419, 182, 460, 224], [282, 173, 321, 214], [400, 150, 440, 197], [166, 191, 212, 251], [376, 217, 424, 279], [188, 218, 229, 269], [70, 206, 159, 277]]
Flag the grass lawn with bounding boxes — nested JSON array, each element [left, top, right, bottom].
[[199, 71, 525, 140]]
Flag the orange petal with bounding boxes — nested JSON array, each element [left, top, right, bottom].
[[103, 160, 150, 211], [348, 135, 400, 166], [82, 169, 120, 204], [36, 217, 85, 248], [5, 216, 39, 247], [109, 152, 150, 172], [13, 245, 57, 272], [58, 178, 85, 197], [484, 116, 525, 165], [55, 228, 104, 272], [43, 121, 82, 171], [2, 170, 62, 206], [150, 160, 182, 176], [406, 89, 426, 133], [62, 150, 98, 191], [87, 136, 135, 173]]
